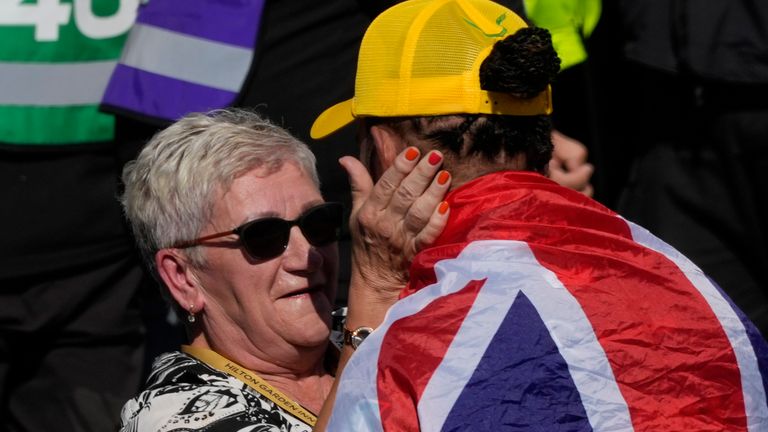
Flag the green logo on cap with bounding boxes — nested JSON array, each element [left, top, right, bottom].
[[464, 13, 508, 38]]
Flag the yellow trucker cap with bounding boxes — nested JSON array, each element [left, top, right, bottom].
[[311, 0, 553, 139]]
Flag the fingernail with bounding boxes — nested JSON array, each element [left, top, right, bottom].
[[438, 201, 450, 215], [405, 147, 419, 161], [428, 152, 442, 165], [437, 170, 450, 185]]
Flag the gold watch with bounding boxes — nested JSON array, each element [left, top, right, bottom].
[[343, 326, 374, 350]]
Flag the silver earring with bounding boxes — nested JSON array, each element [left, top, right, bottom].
[[187, 304, 196, 323]]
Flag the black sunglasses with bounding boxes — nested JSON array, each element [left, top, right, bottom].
[[173, 202, 344, 261]]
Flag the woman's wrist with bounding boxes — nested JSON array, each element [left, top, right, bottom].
[[345, 269, 402, 332]]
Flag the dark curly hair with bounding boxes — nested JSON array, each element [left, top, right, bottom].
[[369, 27, 560, 173]]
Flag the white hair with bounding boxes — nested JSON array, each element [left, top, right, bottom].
[[121, 109, 319, 278]]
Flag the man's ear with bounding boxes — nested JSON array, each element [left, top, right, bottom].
[[370, 125, 406, 174], [156, 249, 205, 312]]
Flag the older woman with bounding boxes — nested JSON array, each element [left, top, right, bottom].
[[118, 109, 449, 431]]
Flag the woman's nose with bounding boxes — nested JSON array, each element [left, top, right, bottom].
[[281, 226, 323, 272]]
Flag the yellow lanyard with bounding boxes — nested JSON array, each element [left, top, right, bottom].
[[181, 345, 317, 427]]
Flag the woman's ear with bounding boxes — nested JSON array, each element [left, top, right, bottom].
[[156, 249, 205, 312]]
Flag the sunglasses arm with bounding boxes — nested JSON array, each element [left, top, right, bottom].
[[171, 230, 238, 249]]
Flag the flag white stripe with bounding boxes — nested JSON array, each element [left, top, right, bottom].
[[418, 241, 634, 432], [328, 245, 481, 430], [628, 222, 768, 431]]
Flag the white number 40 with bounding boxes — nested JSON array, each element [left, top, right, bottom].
[[0, 0, 138, 41]]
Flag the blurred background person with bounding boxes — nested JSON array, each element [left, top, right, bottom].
[[0, 1, 154, 430], [521, 0, 601, 198], [598, 0, 768, 333]]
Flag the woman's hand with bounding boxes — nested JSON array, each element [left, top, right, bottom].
[[340, 146, 451, 304]]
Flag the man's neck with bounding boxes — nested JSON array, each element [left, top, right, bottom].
[[440, 150, 528, 191]]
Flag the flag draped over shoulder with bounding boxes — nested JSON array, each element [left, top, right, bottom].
[[329, 171, 768, 431]]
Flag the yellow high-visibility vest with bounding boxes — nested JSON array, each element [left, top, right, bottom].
[[524, 0, 601, 70]]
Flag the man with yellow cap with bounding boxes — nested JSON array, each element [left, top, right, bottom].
[[312, 0, 768, 430]]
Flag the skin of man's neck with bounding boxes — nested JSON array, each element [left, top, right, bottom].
[[366, 121, 529, 188]]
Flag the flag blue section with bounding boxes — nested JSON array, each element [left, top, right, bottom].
[[441, 291, 594, 432]]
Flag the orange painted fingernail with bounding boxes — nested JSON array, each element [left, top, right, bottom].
[[405, 147, 419, 161], [428, 152, 442, 165], [438, 201, 450, 215], [437, 170, 450, 185]]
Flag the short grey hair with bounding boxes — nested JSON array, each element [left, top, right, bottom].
[[121, 108, 319, 279]]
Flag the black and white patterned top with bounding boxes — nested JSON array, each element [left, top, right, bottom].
[[119, 351, 314, 432]]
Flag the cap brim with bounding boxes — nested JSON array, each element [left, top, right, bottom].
[[310, 99, 355, 140]]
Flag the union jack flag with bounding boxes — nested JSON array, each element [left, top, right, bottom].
[[329, 171, 768, 431]]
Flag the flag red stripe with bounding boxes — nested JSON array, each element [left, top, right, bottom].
[[533, 242, 746, 430], [376, 280, 485, 431], [385, 172, 749, 430]]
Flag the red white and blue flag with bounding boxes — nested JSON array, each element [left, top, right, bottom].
[[329, 171, 768, 431]]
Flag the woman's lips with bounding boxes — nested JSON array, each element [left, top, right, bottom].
[[280, 284, 322, 299]]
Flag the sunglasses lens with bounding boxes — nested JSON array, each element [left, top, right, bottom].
[[301, 203, 343, 246], [240, 219, 290, 260], [237, 203, 343, 260]]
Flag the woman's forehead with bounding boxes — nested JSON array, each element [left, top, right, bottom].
[[215, 164, 323, 222]]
